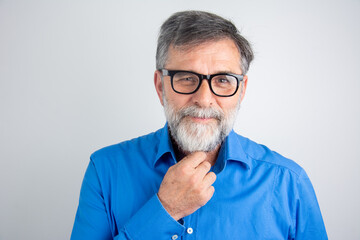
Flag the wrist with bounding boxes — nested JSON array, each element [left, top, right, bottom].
[[157, 193, 182, 221]]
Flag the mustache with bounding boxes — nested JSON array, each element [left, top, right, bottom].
[[178, 105, 224, 121]]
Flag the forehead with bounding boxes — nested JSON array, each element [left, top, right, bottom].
[[165, 38, 242, 74]]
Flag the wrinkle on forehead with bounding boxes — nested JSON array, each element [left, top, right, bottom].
[[165, 39, 242, 75]]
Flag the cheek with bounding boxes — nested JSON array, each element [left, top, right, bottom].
[[165, 90, 192, 109], [216, 97, 240, 112]]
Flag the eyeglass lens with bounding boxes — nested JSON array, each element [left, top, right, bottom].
[[172, 72, 238, 96]]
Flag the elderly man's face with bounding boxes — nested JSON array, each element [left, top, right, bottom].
[[154, 38, 248, 152]]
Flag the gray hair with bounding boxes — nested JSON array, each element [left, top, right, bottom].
[[156, 11, 254, 75]]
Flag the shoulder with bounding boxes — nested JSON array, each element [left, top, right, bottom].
[[90, 128, 163, 168], [234, 132, 305, 178]]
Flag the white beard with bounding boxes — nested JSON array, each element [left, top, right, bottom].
[[163, 97, 240, 153]]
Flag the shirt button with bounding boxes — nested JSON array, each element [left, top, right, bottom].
[[187, 227, 193, 234], [171, 235, 178, 240]]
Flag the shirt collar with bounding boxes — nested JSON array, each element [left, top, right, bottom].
[[154, 123, 176, 167], [215, 129, 252, 172], [154, 124, 252, 170]]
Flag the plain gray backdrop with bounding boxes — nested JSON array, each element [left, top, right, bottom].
[[1, 0, 359, 239]]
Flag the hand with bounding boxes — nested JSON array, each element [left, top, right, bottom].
[[157, 152, 217, 221]]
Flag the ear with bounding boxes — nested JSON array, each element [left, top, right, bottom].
[[154, 70, 164, 106], [240, 75, 248, 103]]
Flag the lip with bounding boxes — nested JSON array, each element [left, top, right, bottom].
[[190, 116, 215, 123]]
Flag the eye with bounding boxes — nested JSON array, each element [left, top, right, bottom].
[[178, 77, 197, 82], [173, 72, 199, 85], [216, 78, 230, 84], [212, 75, 237, 89], [214, 77, 231, 85]]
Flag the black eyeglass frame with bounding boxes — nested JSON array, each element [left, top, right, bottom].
[[160, 69, 244, 97]]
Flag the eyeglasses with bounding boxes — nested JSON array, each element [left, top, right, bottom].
[[160, 69, 243, 97]]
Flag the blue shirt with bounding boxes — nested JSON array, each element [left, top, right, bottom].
[[71, 124, 327, 240]]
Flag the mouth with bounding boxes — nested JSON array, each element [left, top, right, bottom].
[[189, 116, 216, 123]]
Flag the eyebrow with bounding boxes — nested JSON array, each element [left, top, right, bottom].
[[177, 69, 239, 75]]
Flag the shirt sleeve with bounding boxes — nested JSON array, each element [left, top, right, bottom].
[[293, 170, 328, 240], [71, 160, 113, 240], [71, 159, 185, 240], [119, 194, 185, 240]]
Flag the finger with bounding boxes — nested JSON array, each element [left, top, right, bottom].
[[180, 151, 207, 168], [208, 185, 215, 195], [203, 171, 217, 186], [203, 186, 215, 204], [195, 160, 212, 177]]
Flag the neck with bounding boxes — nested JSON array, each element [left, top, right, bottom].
[[201, 146, 221, 166]]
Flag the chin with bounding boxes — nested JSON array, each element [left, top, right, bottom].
[[174, 120, 223, 153]]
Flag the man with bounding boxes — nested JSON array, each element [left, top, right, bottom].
[[71, 11, 327, 239]]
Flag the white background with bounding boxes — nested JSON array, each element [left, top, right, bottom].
[[1, 0, 359, 239]]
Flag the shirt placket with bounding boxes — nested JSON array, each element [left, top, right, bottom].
[[178, 209, 198, 239]]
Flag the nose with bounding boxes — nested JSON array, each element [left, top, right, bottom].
[[191, 79, 215, 108]]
